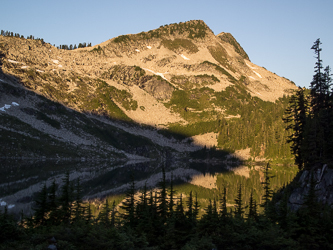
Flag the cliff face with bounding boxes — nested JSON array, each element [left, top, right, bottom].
[[288, 164, 333, 210]]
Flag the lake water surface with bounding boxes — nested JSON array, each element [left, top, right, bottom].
[[0, 158, 298, 217]]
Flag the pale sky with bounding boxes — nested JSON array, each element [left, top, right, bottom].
[[1, 0, 332, 88]]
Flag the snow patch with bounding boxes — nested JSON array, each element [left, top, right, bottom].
[[0, 102, 19, 112], [249, 76, 256, 80], [180, 54, 190, 60], [245, 62, 256, 69], [36, 69, 44, 73], [135, 49, 140, 52], [147, 46, 152, 49], [8, 204, 15, 209], [0, 79, 4, 82], [253, 71, 262, 78], [21, 66, 29, 69], [142, 68, 169, 80], [8, 59, 19, 64], [0, 201, 6, 206], [58, 64, 63, 68], [52, 59, 59, 64]]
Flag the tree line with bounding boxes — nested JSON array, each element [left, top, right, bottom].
[[284, 38, 333, 170], [1, 165, 333, 249], [1, 29, 45, 44], [57, 42, 92, 50], [1, 29, 92, 50]]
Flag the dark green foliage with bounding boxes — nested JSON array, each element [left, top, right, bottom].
[[261, 163, 273, 212], [247, 191, 258, 221], [90, 45, 103, 53], [119, 174, 136, 227], [234, 184, 244, 218], [285, 39, 333, 168], [5, 171, 333, 249], [284, 87, 308, 169], [160, 38, 199, 53], [33, 183, 49, 225], [112, 20, 210, 44]]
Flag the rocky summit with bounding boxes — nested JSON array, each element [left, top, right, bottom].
[[0, 20, 297, 160]]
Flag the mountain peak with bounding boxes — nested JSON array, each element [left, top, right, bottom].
[[111, 20, 214, 44]]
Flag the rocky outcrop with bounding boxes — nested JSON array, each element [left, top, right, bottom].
[[288, 164, 333, 210]]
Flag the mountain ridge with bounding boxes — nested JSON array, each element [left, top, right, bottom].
[[0, 20, 297, 160]]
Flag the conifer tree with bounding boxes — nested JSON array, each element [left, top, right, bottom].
[[247, 191, 257, 221], [120, 174, 136, 227], [310, 39, 326, 111], [110, 200, 117, 227], [85, 202, 93, 224], [157, 168, 168, 221], [186, 191, 193, 222], [33, 183, 49, 225], [47, 179, 58, 224], [58, 171, 74, 223], [284, 88, 308, 169], [261, 163, 273, 213], [73, 177, 84, 221], [169, 173, 175, 217], [98, 198, 111, 226], [234, 184, 244, 218], [220, 187, 228, 218]]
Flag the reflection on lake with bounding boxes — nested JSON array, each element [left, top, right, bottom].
[[0, 158, 298, 216]]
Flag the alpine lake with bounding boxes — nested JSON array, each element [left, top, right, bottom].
[[0, 157, 298, 218]]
